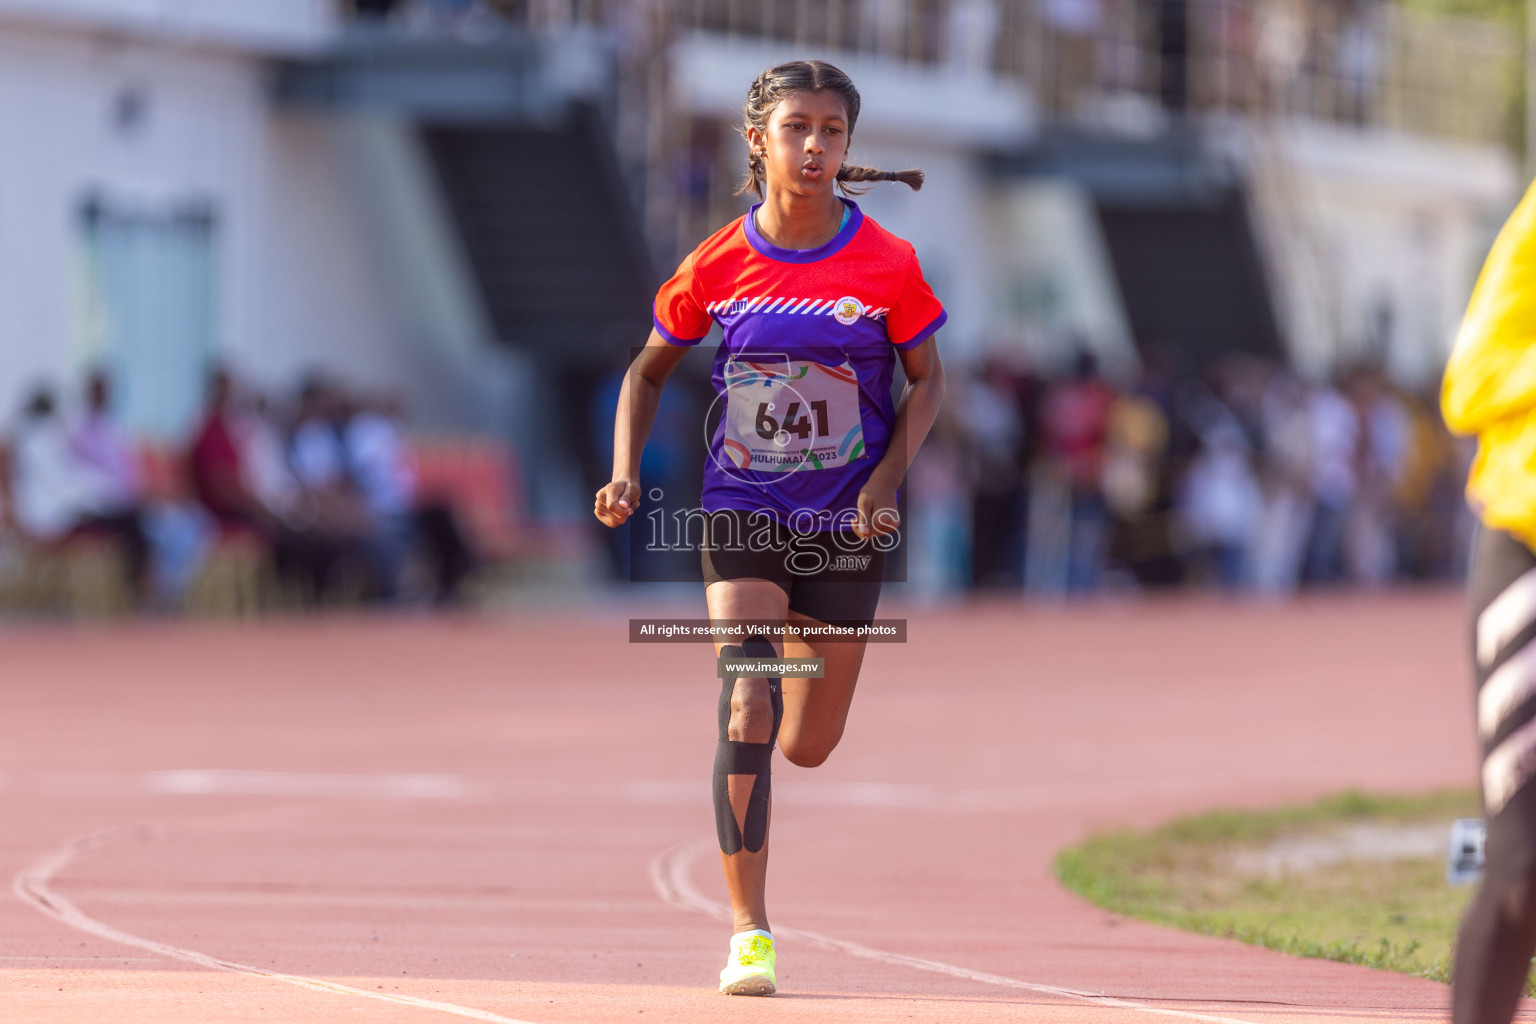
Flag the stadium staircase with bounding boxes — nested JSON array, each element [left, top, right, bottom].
[[420, 113, 655, 365], [1095, 187, 1281, 368]]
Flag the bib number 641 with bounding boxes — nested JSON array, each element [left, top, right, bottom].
[[755, 400, 829, 441]]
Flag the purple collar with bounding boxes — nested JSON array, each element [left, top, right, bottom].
[[745, 198, 862, 264]]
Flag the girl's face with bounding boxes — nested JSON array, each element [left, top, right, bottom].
[[749, 89, 850, 199]]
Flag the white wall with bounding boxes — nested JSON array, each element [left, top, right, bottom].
[[841, 141, 989, 362], [0, 18, 461, 432], [983, 179, 1135, 377], [0, 0, 335, 55], [1241, 119, 1519, 385], [244, 110, 406, 395], [254, 111, 509, 431], [0, 22, 264, 422]]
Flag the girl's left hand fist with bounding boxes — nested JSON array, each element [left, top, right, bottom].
[[854, 480, 900, 539]]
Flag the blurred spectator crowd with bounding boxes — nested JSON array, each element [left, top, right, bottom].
[[0, 353, 1476, 613], [0, 369, 473, 612], [908, 349, 1473, 599]]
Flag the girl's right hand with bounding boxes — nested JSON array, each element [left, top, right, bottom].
[[594, 479, 641, 527]]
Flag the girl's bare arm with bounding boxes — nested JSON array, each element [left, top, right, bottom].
[[595, 330, 691, 527]]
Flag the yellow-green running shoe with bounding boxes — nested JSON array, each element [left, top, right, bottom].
[[718, 930, 776, 996]]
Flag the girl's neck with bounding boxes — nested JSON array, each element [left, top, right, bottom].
[[754, 189, 844, 251]]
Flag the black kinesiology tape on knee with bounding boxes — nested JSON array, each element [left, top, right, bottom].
[[713, 635, 782, 854]]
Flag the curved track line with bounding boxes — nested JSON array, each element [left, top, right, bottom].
[[14, 828, 541, 1024], [650, 838, 1262, 1024]]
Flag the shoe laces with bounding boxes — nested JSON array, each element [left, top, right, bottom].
[[734, 935, 772, 966]]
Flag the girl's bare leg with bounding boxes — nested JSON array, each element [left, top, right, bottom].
[[705, 585, 872, 932], [706, 579, 787, 934], [779, 612, 868, 768]]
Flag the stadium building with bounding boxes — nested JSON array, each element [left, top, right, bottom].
[[0, 0, 1518, 520]]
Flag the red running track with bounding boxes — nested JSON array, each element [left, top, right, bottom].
[[1, 592, 1525, 1023]]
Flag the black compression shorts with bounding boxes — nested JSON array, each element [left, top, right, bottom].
[[699, 509, 885, 627]]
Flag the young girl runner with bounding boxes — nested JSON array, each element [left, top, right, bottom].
[[595, 60, 946, 996], [1444, 180, 1536, 1024]]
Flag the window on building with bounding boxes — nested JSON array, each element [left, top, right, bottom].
[[78, 196, 217, 440]]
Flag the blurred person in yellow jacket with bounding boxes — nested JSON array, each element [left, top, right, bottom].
[[1444, 180, 1536, 1024]]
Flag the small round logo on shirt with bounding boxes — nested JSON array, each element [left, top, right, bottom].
[[832, 296, 865, 326]]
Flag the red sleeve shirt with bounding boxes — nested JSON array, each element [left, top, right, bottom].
[[651, 199, 947, 525]]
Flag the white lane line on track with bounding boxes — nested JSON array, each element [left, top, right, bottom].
[[0, 956, 160, 961], [0, 768, 1397, 814], [13, 828, 541, 1024], [651, 839, 1262, 1024], [71, 889, 663, 913], [148, 769, 470, 799]]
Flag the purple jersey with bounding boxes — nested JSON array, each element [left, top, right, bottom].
[[654, 199, 946, 527]]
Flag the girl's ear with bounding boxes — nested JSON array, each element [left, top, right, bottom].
[[745, 124, 764, 154]]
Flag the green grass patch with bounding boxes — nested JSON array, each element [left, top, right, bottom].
[[1054, 789, 1495, 986]]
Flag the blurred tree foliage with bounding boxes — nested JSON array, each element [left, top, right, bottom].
[[1400, 0, 1524, 155], [1399, 0, 1519, 25]]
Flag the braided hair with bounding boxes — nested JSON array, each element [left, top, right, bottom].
[[737, 60, 924, 198]]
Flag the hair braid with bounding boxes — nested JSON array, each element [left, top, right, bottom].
[[836, 164, 924, 193], [735, 60, 925, 199]]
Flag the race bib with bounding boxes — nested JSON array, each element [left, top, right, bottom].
[[721, 356, 865, 474]]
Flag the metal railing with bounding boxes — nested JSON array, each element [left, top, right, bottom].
[[340, 0, 1521, 149]]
